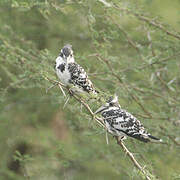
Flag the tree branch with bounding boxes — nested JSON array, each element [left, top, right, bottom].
[[116, 137, 151, 180], [44, 76, 155, 180]]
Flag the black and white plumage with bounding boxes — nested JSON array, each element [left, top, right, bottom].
[[55, 44, 97, 94], [95, 95, 162, 143]]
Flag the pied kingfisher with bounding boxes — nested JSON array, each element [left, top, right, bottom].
[[95, 95, 162, 143], [55, 44, 98, 94]]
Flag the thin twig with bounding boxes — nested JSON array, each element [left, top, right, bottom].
[[46, 83, 58, 93], [147, 31, 156, 57], [58, 83, 66, 97], [63, 96, 70, 109]]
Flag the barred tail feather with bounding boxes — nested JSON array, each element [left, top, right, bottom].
[[127, 133, 162, 143], [130, 134, 150, 143], [148, 134, 163, 142]]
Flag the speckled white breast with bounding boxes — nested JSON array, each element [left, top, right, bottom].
[[56, 66, 71, 85], [55, 56, 71, 85]]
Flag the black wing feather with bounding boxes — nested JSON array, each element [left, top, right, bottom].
[[68, 62, 97, 93], [102, 108, 158, 142]]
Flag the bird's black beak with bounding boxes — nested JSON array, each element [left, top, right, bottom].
[[94, 105, 108, 114]]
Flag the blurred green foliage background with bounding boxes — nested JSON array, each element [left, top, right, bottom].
[[0, 0, 180, 179]]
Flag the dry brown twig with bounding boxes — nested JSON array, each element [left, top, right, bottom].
[[44, 75, 154, 180]]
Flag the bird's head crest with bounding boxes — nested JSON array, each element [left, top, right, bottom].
[[60, 44, 74, 62], [94, 94, 120, 114], [107, 94, 118, 104]]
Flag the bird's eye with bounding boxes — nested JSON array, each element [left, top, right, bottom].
[[109, 103, 113, 106]]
